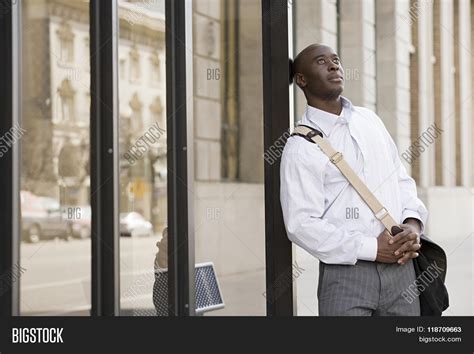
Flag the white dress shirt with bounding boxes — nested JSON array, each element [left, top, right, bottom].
[[280, 96, 428, 265]]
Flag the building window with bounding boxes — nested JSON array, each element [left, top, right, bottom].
[[129, 45, 141, 82], [206, 21, 216, 56], [433, 0, 443, 186], [409, 1, 420, 185], [57, 79, 76, 123], [150, 52, 161, 85], [84, 37, 90, 71], [129, 92, 143, 132], [80, 92, 91, 125], [453, 0, 462, 186], [150, 96, 164, 126], [221, 2, 239, 181], [120, 58, 126, 79], [56, 21, 75, 64]]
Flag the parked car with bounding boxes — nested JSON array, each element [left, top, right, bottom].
[[64, 205, 91, 239], [21, 191, 74, 243], [120, 212, 153, 237]]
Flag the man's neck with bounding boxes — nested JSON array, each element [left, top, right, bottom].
[[306, 96, 343, 116]]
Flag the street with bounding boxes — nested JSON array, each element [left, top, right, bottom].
[[20, 236, 159, 316], [19, 233, 472, 316]]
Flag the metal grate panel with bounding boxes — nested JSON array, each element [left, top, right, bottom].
[[153, 262, 224, 316]]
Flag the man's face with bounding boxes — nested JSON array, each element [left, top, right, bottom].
[[295, 45, 344, 100]]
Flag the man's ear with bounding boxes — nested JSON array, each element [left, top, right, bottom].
[[295, 73, 306, 89]]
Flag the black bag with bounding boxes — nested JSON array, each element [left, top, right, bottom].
[[413, 236, 449, 316], [393, 226, 449, 316]]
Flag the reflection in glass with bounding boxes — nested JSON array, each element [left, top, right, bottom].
[[20, 0, 91, 315], [118, 0, 168, 316], [192, 0, 266, 315]]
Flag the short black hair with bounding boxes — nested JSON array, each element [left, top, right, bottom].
[[289, 45, 312, 86]]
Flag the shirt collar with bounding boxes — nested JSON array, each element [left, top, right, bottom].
[[301, 96, 354, 137]]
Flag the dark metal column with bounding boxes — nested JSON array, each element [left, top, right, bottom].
[[165, 0, 195, 316], [90, 0, 120, 316], [262, 0, 294, 316], [0, 0, 20, 317]]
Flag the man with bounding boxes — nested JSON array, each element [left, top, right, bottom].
[[153, 227, 168, 315], [280, 44, 428, 316]]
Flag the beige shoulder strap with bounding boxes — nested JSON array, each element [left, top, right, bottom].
[[292, 125, 400, 235]]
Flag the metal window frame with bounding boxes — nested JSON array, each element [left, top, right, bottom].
[[262, 0, 294, 316], [0, 0, 292, 318], [165, 0, 195, 316], [90, 0, 120, 316], [0, 0, 21, 317]]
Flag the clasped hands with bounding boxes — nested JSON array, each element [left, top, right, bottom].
[[376, 220, 422, 265]]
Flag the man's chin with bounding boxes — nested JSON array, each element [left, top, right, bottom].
[[323, 87, 344, 100]]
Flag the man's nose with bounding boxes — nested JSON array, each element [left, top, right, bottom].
[[328, 62, 339, 71]]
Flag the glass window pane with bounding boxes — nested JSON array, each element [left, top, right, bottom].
[[191, 0, 266, 315], [20, 0, 91, 315], [118, 0, 168, 316]]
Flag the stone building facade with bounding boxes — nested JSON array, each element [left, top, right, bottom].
[[293, 0, 473, 316]]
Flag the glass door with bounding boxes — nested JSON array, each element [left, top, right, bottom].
[[189, 0, 266, 315], [20, 0, 92, 315]]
